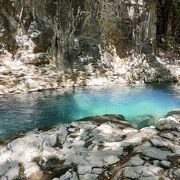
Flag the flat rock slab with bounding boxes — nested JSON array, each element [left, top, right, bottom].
[[0, 114, 179, 180]]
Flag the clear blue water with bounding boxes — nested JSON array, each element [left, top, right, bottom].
[[0, 84, 179, 139]]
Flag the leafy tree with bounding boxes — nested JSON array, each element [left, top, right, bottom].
[[157, 0, 180, 49]]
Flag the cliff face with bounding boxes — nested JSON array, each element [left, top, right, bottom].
[[1, 0, 157, 58], [0, 0, 178, 94]]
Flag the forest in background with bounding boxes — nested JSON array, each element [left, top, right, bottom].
[[157, 0, 180, 53]]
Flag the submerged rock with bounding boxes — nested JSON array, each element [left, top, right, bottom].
[[0, 113, 179, 180], [130, 114, 157, 128], [166, 109, 180, 118]]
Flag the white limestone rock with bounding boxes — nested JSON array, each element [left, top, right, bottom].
[[103, 142, 124, 152], [92, 168, 103, 175], [137, 146, 173, 160], [141, 165, 163, 176], [160, 132, 175, 140], [150, 136, 168, 147], [139, 177, 159, 180], [71, 172, 79, 180], [43, 133, 57, 147], [25, 162, 40, 178], [156, 116, 180, 130], [96, 124, 114, 135], [160, 161, 171, 168], [174, 168, 180, 178], [0, 150, 12, 176], [4, 166, 19, 180], [121, 135, 142, 146], [58, 125, 69, 143], [59, 171, 72, 180], [128, 155, 145, 166], [86, 155, 103, 168], [25, 78, 43, 91], [0, 114, 179, 180], [20, 53, 46, 65], [123, 128, 138, 137], [173, 145, 180, 155], [79, 174, 98, 180], [123, 166, 142, 179], [78, 165, 92, 175], [103, 155, 119, 165]]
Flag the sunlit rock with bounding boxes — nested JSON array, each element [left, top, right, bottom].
[[59, 171, 72, 180], [0, 114, 179, 179], [156, 116, 180, 130], [0, 0, 178, 95], [127, 155, 144, 166], [137, 146, 173, 160]]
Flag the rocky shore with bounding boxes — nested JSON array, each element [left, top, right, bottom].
[[0, 0, 179, 96], [0, 48, 179, 95], [0, 112, 179, 180]]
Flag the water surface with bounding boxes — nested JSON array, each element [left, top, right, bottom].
[[0, 84, 179, 139]]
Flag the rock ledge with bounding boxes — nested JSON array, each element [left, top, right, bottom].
[[0, 114, 179, 180]]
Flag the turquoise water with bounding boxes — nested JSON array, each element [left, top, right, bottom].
[[0, 84, 179, 139]]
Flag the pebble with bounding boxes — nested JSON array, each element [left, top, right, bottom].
[[128, 155, 144, 166], [59, 171, 72, 180], [160, 161, 171, 168]]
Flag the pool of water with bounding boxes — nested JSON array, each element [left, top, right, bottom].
[[0, 84, 179, 139]]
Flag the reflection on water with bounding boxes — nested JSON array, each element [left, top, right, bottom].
[[0, 84, 179, 139]]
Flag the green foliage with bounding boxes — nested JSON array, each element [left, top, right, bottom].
[[159, 0, 180, 14], [157, 0, 180, 48], [18, 163, 25, 179], [158, 35, 176, 49], [13, 163, 26, 180], [19, 163, 25, 176], [173, 0, 180, 14], [166, 36, 175, 48]]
